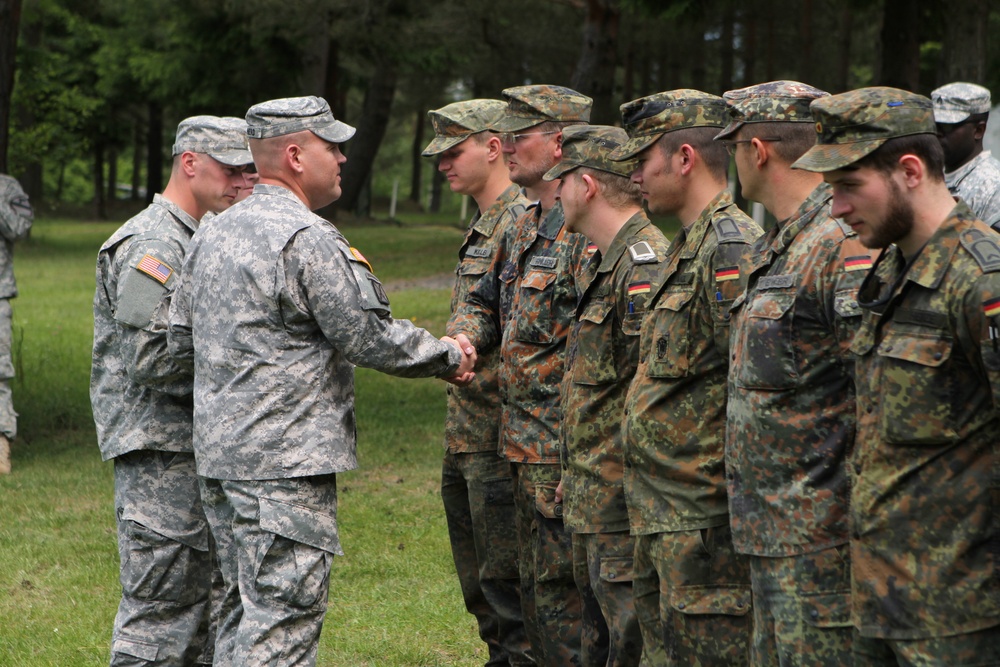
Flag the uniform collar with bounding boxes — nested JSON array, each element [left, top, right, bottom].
[[472, 183, 523, 237], [151, 193, 200, 234], [595, 211, 652, 274]]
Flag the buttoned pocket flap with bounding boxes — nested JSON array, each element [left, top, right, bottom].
[[581, 300, 613, 324], [878, 331, 952, 368], [458, 257, 492, 277], [747, 292, 794, 320], [522, 269, 557, 291], [655, 289, 695, 313], [259, 497, 342, 555], [802, 591, 852, 628], [599, 556, 634, 584], [670, 586, 751, 616]]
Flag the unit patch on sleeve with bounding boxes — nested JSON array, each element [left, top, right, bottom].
[[628, 241, 657, 264]]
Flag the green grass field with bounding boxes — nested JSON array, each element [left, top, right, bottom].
[[0, 217, 489, 666]]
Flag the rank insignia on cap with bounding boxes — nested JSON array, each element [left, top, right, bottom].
[[627, 281, 651, 295], [715, 266, 740, 282], [350, 247, 373, 273], [844, 255, 873, 272], [983, 296, 1000, 317], [136, 254, 173, 284]]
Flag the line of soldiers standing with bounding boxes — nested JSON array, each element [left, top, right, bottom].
[[81, 79, 1000, 667]]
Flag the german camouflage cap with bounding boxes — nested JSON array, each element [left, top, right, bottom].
[[610, 90, 728, 161], [543, 125, 635, 181], [246, 96, 356, 143], [931, 82, 992, 124], [490, 85, 592, 133], [172, 115, 254, 166], [792, 87, 936, 172], [422, 99, 506, 156], [716, 80, 829, 140]]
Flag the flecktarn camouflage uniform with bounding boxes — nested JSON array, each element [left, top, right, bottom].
[[91, 116, 251, 666], [168, 98, 461, 667]]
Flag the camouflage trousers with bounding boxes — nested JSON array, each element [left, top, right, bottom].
[[512, 462, 584, 666], [111, 451, 214, 666], [633, 524, 752, 667], [572, 530, 643, 667], [200, 474, 341, 667], [441, 450, 532, 666], [0, 300, 16, 438], [852, 623, 1000, 666], [749, 543, 853, 667]]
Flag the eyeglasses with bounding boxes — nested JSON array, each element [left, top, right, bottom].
[[721, 137, 782, 156], [501, 130, 559, 145]]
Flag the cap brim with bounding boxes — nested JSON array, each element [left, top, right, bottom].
[[933, 108, 970, 124], [714, 120, 744, 141], [542, 161, 577, 182], [609, 134, 659, 161], [421, 135, 465, 157], [490, 116, 544, 133], [790, 138, 886, 172], [313, 120, 357, 144], [209, 149, 255, 166]]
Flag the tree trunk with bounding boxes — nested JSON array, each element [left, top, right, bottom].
[[132, 120, 143, 201], [93, 142, 107, 220], [429, 166, 444, 214], [336, 59, 398, 214], [835, 4, 854, 93], [569, 0, 620, 125], [719, 1, 735, 93], [741, 6, 757, 87], [107, 146, 118, 203], [940, 0, 988, 84], [0, 0, 22, 173], [410, 108, 424, 204], [878, 0, 921, 90], [146, 102, 163, 203], [798, 0, 813, 87]]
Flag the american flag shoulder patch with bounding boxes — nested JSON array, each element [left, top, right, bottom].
[[136, 254, 173, 284], [350, 247, 374, 273], [983, 296, 1000, 318], [627, 281, 651, 295], [844, 255, 873, 272], [715, 266, 740, 282]]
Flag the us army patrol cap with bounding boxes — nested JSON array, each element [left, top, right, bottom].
[[490, 85, 592, 133], [421, 99, 506, 156], [931, 82, 992, 124], [610, 90, 727, 161], [245, 96, 356, 143], [172, 115, 254, 166], [791, 87, 936, 172], [715, 80, 829, 140], [543, 125, 635, 181]]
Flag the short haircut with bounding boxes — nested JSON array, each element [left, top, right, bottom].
[[575, 167, 642, 209], [852, 133, 945, 182], [469, 130, 498, 146], [739, 121, 817, 164], [657, 127, 729, 181]]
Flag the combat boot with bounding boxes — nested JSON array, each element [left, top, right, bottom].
[[0, 434, 10, 474]]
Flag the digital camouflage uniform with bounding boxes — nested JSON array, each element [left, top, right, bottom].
[[932, 82, 1000, 229], [723, 81, 872, 667], [167, 97, 462, 667], [612, 90, 761, 667], [795, 87, 1000, 667], [423, 99, 532, 667], [545, 125, 665, 667], [450, 84, 593, 667], [91, 116, 252, 667], [0, 174, 32, 451]]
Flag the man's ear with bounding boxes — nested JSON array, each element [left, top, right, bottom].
[[750, 137, 769, 170], [486, 135, 503, 162], [179, 151, 198, 177], [580, 172, 599, 202], [897, 154, 925, 189]]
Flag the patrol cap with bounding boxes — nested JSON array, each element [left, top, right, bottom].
[[931, 82, 992, 124], [791, 87, 936, 172], [490, 85, 592, 133], [245, 96, 356, 143], [610, 90, 728, 161], [716, 80, 829, 140], [421, 99, 506, 156], [172, 115, 254, 166], [543, 125, 635, 181]]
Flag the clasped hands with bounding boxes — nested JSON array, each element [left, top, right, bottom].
[[441, 333, 477, 386]]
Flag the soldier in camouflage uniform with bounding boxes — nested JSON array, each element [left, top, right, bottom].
[[609, 90, 761, 666], [543, 124, 664, 666], [167, 96, 474, 667], [717, 81, 873, 666], [91, 116, 255, 666], [794, 86, 1000, 667], [0, 173, 32, 474], [931, 82, 1000, 229], [422, 99, 532, 667], [450, 85, 592, 666]]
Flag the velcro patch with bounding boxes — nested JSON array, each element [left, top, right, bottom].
[[350, 247, 373, 273], [466, 245, 491, 259], [529, 256, 558, 269], [715, 266, 740, 282], [757, 274, 796, 291], [844, 255, 873, 272], [136, 254, 173, 284], [587, 243, 599, 254], [627, 281, 651, 296], [984, 297, 1000, 318], [628, 241, 657, 263]]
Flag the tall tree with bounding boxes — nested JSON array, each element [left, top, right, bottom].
[[0, 0, 22, 172], [940, 0, 989, 84], [569, 0, 622, 125]]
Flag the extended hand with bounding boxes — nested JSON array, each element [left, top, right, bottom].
[[441, 334, 477, 386]]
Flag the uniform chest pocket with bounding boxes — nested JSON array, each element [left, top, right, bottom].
[[734, 290, 799, 390], [452, 257, 493, 308], [457, 257, 492, 278], [877, 330, 958, 445], [512, 269, 557, 344], [572, 300, 617, 385], [646, 289, 695, 379]]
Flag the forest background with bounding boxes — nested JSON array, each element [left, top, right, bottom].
[[1, 0, 1000, 223]]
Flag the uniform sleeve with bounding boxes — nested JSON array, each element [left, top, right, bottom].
[[447, 223, 512, 352], [292, 228, 461, 378], [706, 239, 755, 357], [0, 176, 33, 243], [166, 257, 195, 374], [972, 272, 1000, 407]]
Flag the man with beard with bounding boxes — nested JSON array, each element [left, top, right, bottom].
[[717, 81, 872, 666], [794, 86, 1000, 667]]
